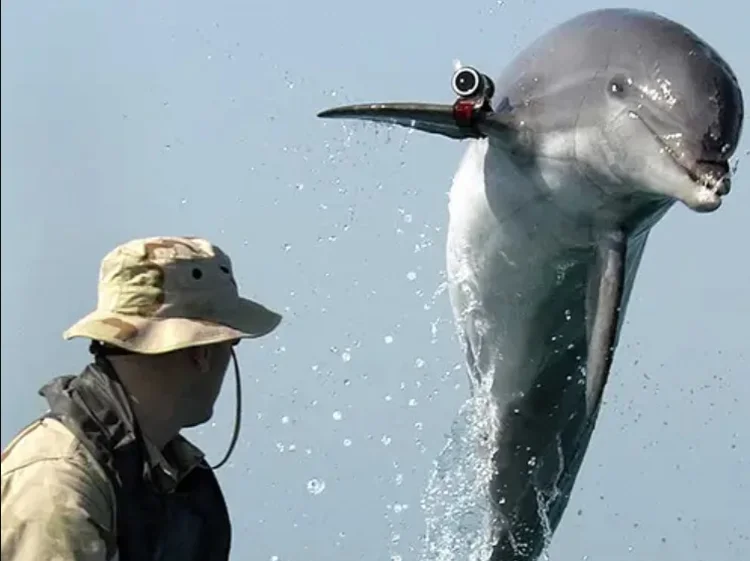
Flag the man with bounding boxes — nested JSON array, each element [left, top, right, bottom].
[[1, 236, 282, 560]]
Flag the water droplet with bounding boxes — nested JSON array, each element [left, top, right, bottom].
[[341, 351, 351, 362], [408, 398, 418, 407], [332, 410, 343, 421], [307, 478, 326, 495], [343, 438, 352, 447], [282, 243, 292, 252], [415, 358, 425, 368], [406, 271, 417, 281], [384, 335, 394, 344], [281, 416, 290, 424], [295, 183, 305, 191], [403, 214, 413, 223], [381, 435, 392, 446]]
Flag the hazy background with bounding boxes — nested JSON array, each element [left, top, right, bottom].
[[2, 0, 747, 559]]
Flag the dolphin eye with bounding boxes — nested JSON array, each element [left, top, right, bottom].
[[608, 75, 629, 98]]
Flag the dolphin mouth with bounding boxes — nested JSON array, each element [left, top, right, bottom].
[[685, 159, 732, 196], [632, 111, 732, 198], [658, 138, 732, 197]]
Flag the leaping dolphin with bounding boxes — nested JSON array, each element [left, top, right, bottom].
[[318, 8, 744, 560]]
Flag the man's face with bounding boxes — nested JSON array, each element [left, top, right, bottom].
[[180, 341, 236, 427]]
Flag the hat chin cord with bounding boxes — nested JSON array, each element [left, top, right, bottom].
[[205, 347, 242, 470]]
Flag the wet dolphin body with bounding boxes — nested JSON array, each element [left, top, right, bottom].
[[318, 8, 744, 560]]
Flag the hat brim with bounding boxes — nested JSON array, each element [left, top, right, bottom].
[[62, 297, 282, 355]]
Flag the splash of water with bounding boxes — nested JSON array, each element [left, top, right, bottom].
[[419, 389, 565, 561], [418, 284, 564, 560], [420, 391, 501, 561]]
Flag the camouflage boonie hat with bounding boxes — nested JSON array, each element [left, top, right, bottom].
[[63, 236, 282, 354]]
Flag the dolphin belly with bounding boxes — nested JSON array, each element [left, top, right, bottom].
[[442, 141, 623, 560], [448, 242, 596, 561]]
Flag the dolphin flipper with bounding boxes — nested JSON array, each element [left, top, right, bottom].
[[584, 226, 651, 420], [585, 230, 627, 418], [543, 229, 651, 530], [483, 232, 649, 560]]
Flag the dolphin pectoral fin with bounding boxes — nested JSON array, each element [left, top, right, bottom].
[[318, 102, 480, 140], [585, 231, 627, 419], [538, 231, 649, 533]]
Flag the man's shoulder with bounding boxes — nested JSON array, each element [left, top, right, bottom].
[[3, 417, 88, 470], [1, 416, 112, 495], [1, 415, 115, 512], [1, 418, 117, 560]]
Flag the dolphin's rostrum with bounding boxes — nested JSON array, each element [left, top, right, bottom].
[[319, 8, 743, 561]]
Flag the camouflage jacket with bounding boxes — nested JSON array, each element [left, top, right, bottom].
[[1, 363, 231, 561]]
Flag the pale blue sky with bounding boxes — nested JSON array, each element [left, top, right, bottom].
[[1, 1, 748, 559]]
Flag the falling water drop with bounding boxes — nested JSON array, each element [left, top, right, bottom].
[[306, 478, 326, 495]]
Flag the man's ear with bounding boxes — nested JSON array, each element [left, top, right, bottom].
[[188, 345, 212, 374]]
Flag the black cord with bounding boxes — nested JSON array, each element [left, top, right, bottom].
[[205, 347, 242, 470]]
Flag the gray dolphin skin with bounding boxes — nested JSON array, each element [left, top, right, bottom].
[[318, 8, 744, 561]]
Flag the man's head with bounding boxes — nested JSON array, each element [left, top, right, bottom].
[[103, 340, 237, 430], [63, 236, 281, 436]]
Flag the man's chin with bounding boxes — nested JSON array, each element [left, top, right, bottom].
[[183, 409, 213, 428]]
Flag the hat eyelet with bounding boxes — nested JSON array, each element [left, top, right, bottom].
[[192, 268, 203, 280]]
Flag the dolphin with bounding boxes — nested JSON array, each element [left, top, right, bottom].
[[318, 8, 744, 560]]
